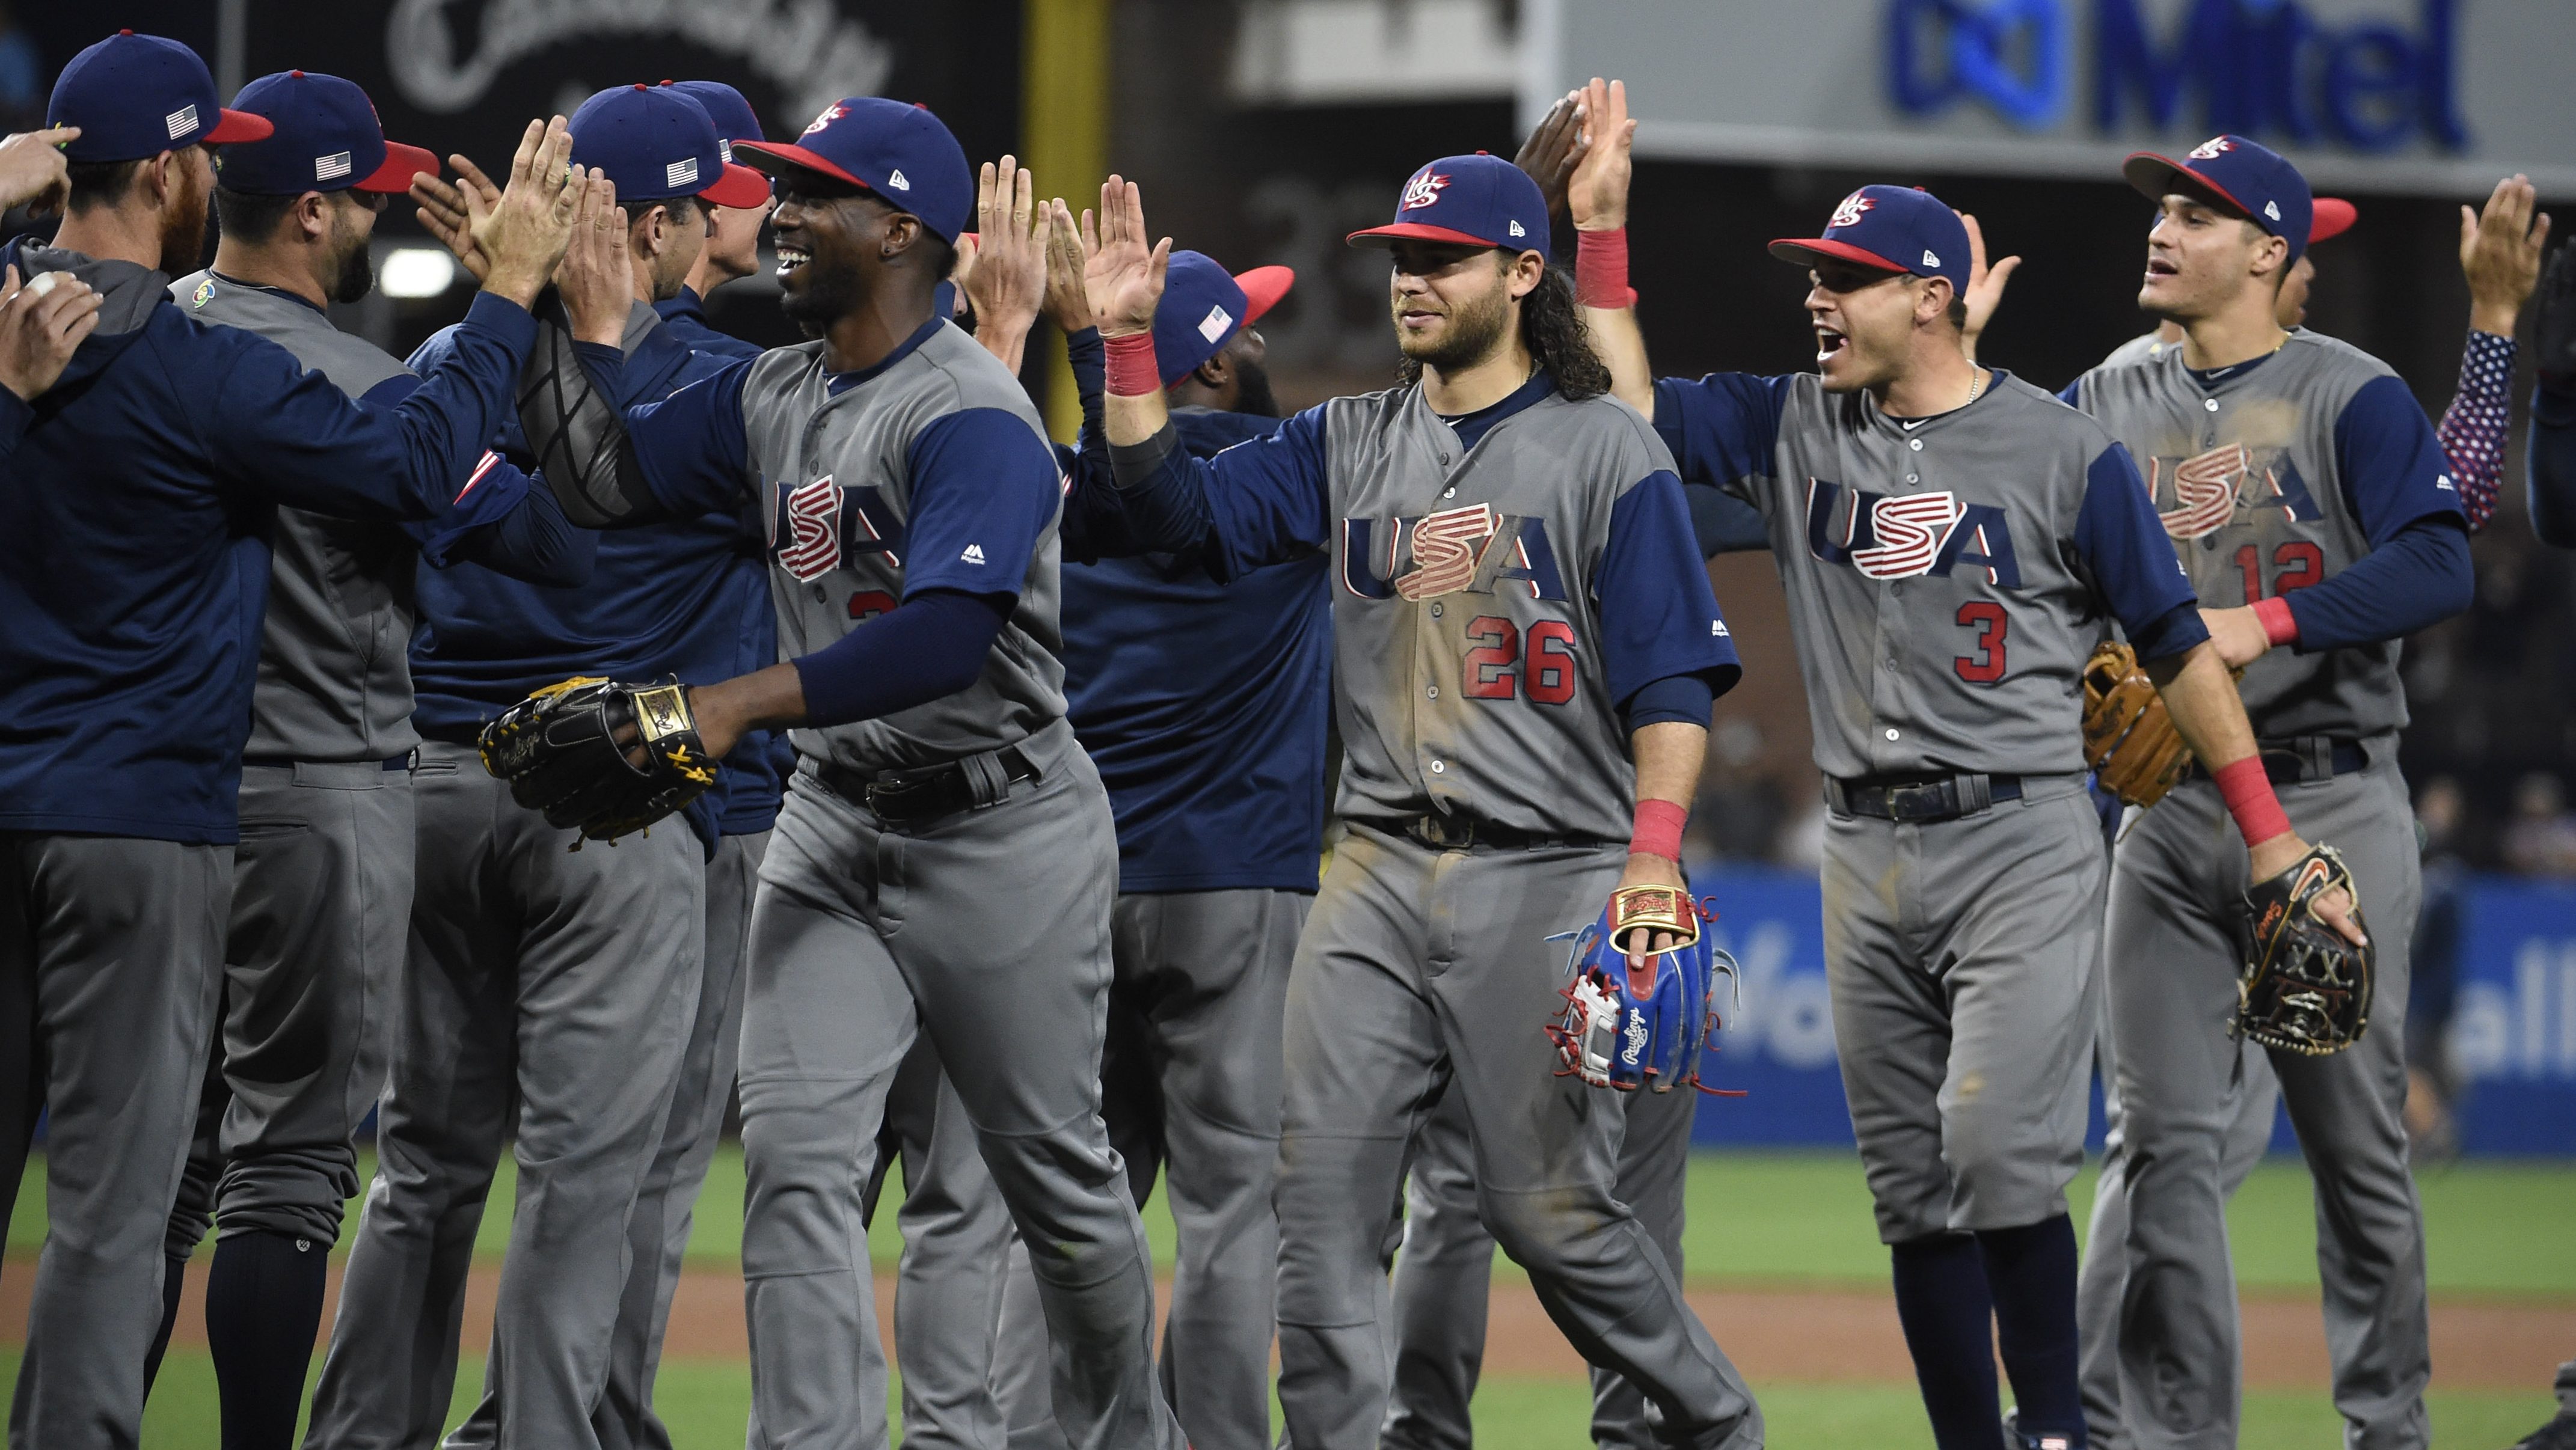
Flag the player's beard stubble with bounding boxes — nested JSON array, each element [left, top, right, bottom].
[[327, 204, 376, 306], [1395, 275, 1511, 378]]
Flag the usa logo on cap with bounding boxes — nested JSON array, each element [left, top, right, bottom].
[[1399, 169, 1449, 211], [1830, 192, 1874, 227], [2189, 136, 2234, 159], [803, 103, 845, 138]]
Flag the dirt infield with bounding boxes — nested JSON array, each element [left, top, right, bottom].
[[18, 1258, 2566, 1391]]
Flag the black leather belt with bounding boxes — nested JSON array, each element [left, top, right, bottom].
[[809, 744, 1040, 830], [1828, 772, 2022, 823], [1367, 814, 1608, 852], [2188, 737, 2367, 786]]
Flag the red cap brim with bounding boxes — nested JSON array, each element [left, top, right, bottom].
[[699, 161, 771, 210], [1346, 222, 1512, 249], [2310, 196, 2357, 244], [731, 140, 871, 194], [1767, 237, 1910, 275], [204, 108, 275, 145], [354, 140, 441, 194], [2121, 151, 2254, 221], [1234, 265, 1294, 325]]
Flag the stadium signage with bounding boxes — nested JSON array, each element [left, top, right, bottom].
[[1888, 0, 2466, 153]]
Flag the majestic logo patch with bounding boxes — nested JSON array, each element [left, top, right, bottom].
[[779, 476, 845, 580], [2146, 443, 2322, 539], [166, 103, 200, 140], [1197, 304, 1233, 343], [1399, 168, 1449, 212], [2189, 136, 2234, 159], [960, 543, 986, 564], [1341, 509, 1568, 602], [1805, 479, 2023, 587], [316, 151, 352, 182], [803, 103, 845, 137], [666, 157, 700, 189], [1829, 191, 1873, 228]]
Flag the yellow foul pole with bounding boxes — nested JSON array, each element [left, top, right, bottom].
[[1021, 0, 1112, 444]]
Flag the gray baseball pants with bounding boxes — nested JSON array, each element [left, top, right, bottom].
[[168, 762, 416, 1257], [734, 723, 1183, 1450], [304, 741, 705, 1450], [595, 829, 768, 1450], [1, 834, 230, 1450], [984, 887, 1305, 1450], [2104, 751, 2428, 1450], [1273, 822, 1758, 1450], [884, 1037, 1015, 1450], [2077, 1008, 2276, 1450], [1823, 777, 2104, 1247], [1381, 1072, 1700, 1450]]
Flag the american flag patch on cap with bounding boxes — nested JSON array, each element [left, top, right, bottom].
[[165, 103, 199, 139], [717, 139, 732, 163], [316, 151, 352, 182], [1198, 305, 1233, 343], [666, 157, 699, 189]]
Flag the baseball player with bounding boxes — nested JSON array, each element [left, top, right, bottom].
[[1563, 78, 2361, 1450], [2047, 136, 2473, 1450], [963, 194, 1323, 1450], [654, 79, 774, 365], [512, 97, 1191, 1450], [1086, 154, 1761, 1449], [300, 84, 774, 1450], [0, 30, 583, 1450], [138, 70, 595, 1450], [1963, 174, 2550, 1448], [2497, 241, 2576, 1450]]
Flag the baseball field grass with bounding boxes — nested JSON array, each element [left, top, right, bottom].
[[8, 1149, 2572, 1446]]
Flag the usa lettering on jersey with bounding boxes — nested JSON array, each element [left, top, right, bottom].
[[1804, 479, 2023, 587], [772, 476, 906, 580], [2145, 443, 2323, 540], [1340, 507, 1569, 601]]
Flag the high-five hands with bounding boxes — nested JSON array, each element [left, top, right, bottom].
[[1085, 176, 1170, 339]]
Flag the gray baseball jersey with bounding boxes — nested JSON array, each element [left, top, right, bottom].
[[1651, 369, 2206, 779], [1107, 375, 1738, 842], [173, 272, 424, 762], [2070, 329, 2465, 740], [2096, 330, 2177, 371]]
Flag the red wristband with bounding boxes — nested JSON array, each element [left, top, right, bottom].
[[2252, 595, 2298, 647], [2212, 757, 2292, 849], [1576, 227, 1637, 310], [1103, 331, 1161, 397], [1630, 798, 1687, 863]]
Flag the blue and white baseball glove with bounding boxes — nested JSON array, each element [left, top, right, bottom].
[[1545, 896, 1744, 1095]]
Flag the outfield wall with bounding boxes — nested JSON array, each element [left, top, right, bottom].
[[1687, 868, 2576, 1157]]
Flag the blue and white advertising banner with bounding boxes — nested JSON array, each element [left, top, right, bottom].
[[1527, 0, 2576, 196], [1684, 867, 2576, 1155]]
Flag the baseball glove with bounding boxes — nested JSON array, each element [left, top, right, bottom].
[[478, 676, 717, 842], [2237, 843, 2373, 1056], [1547, 896, 1744, 1095], [2081, 640, 2195, 809]]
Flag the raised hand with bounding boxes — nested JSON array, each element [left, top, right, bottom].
[[1043, 199, 1095, 334], [0, 127, 79, 214], [553, 170, 634, 346], [476, 118, 586, 309], [1086, 176, 1169, 339], [0, 265, 103, 400], [1515, 90, 1584, 227], [1956, 211, 2021, 362], [411, 151, 503, 282], [2461, 174, 2551, 338], [965, 156, 1045, 370], [1566, 77, 1635, 234]]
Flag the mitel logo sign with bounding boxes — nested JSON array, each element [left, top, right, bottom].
[[1889, 0, 2468, 154]]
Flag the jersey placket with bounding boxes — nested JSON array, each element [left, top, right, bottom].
[[1865, 423, 1935, 774], [1409, 414, 1476, 812]]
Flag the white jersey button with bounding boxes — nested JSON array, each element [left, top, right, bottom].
[[2203, 398, 2220, 412], [1906, 474, 1918, 483], [1426, 686, 1439, 700], [1443, 486, 1456, 498], [1430, 760, 1447, 774], [1907, 438, 1923, 451], [1883, 727, 1901, 741], [1429, 603, 1443, 618]]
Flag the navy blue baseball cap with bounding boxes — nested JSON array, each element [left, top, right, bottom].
[[48, 29, 272, 163], [1769, 185, 1971, 293], [659, 81, 764, 162], [2123, 135, 2314, 263], [734, 98, 972, 243], [215, 71, 437, 197], [1348, 153, 1548, 256], [568, 84, 768, 210], [1152, 252, 1293, 388]]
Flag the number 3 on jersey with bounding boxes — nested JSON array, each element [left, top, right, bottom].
[[1463, 616, 1577, 705], [1954, 601, 2008, 684]]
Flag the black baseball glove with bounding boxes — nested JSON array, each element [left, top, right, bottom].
[[478, 676, 717, 842], [2237, 843, 2372, 1056]]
